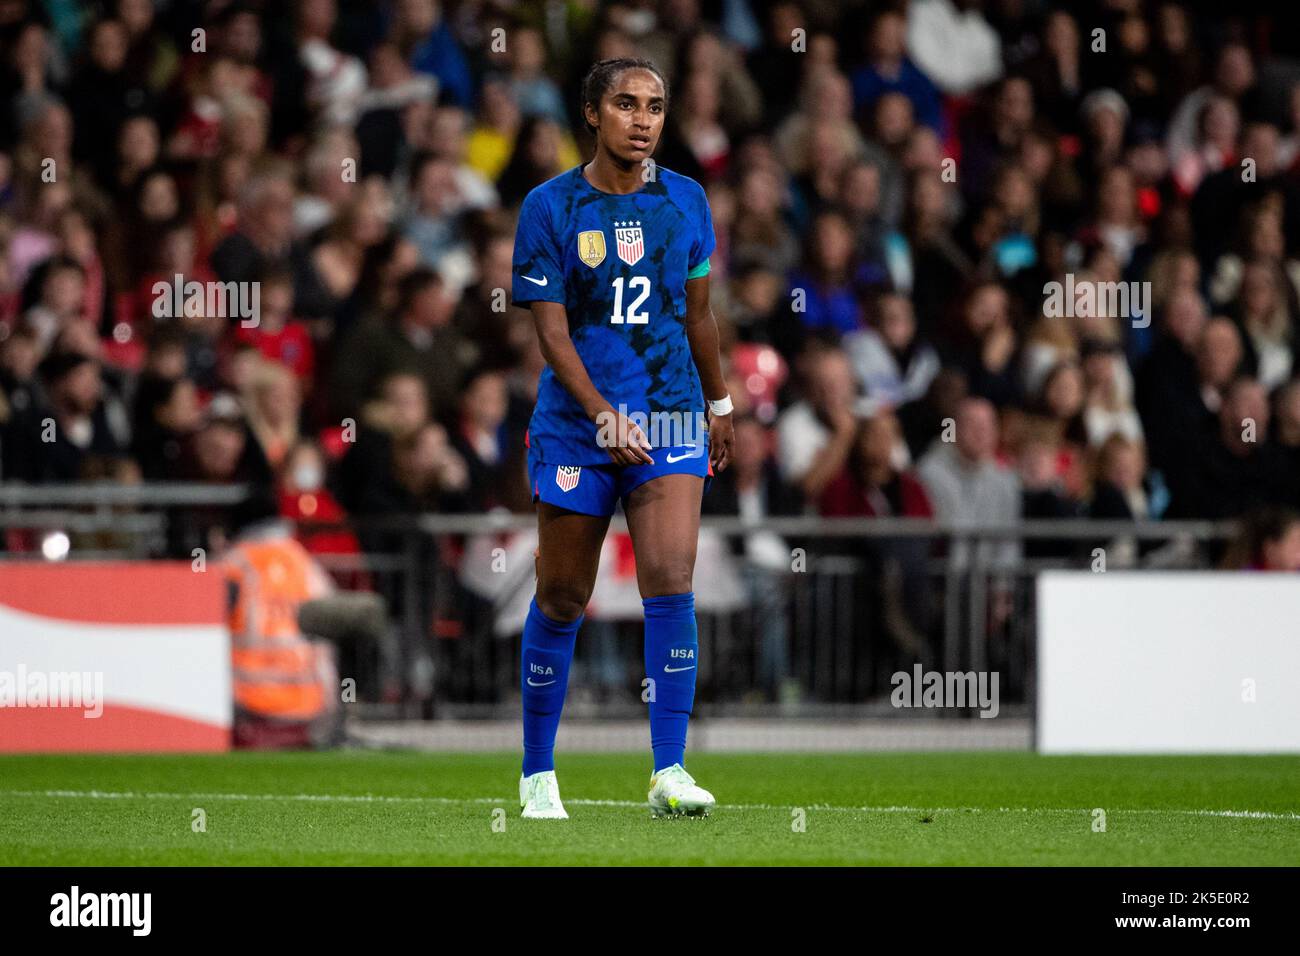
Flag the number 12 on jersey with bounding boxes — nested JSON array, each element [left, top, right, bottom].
[[610, 276, 651, 324]]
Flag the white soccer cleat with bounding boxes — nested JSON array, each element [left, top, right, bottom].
[[648, 763, 716, 818], [520, 770, 569, 819]]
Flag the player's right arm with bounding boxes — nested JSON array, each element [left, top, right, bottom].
[[512, 189, 653, 466], [528, 300, 653, 465]]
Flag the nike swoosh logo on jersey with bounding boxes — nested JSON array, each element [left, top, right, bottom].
[[522, 275, 548, 286], [664, 448, 698, 463], [663, 665, 696, 673], [527, 678, 558, 686]]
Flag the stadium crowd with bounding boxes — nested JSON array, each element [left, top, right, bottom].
[[0, 0, 1299, 576]]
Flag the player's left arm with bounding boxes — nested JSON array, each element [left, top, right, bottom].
[[684, 272, 733, 472]]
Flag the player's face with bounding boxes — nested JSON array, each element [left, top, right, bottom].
[[593, 69, 665, 162]]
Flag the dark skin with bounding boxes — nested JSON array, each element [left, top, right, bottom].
[[529, 67, 733, 619]]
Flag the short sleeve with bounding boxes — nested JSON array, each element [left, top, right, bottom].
[[688, 182, 716, 273], [512, 189, 566, 306]]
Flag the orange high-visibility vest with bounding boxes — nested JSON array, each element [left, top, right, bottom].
[[225, 537, 333, 721]]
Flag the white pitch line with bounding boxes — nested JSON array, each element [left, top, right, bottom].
[[2, 789, 1298, 821]]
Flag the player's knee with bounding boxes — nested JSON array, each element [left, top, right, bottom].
[[536, 585, 589, 623], [640, 559, 694, 598]]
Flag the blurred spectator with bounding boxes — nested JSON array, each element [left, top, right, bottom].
[[776, 344, 860, 502], [1091, 432, 1149, 514], [852, 10, 942, 134], [391, 421, 469, 512], [906, 0, 1002, 97], [1078, 164, 1146, 271], [1081, 337, 1144, 447], [182, 393, 272, 487], [403, 151, 470, 264], [1222, 507, 1300, 571], [1166, 42, 1259, 192], [844, 291, 940, 409], [336, 369, 467, 516], [300, 178, 396, 335], [1020, 11, 1084, 137], [501, 26, 567, 127], [118, 0, 180, 95], [296, 0, 367, 128], [1272, 378, 1300, 509], [12, 350, 129, 481], [706, 411, 804, 526], [131, 373, 200, 480], [454, 228, 515, 366], [959, 75, 1034, 209], [746, 2, 809, 125], [496, 117, 572, 211], [395, 0, 474, 108], [1177, 376, 1293, 519], [785, 208, 865, 339], [1195, 123, 1300, 274], [233, 268, 315, 384], [731, 173, 799, 290], [680, 29, 762, 137], [242, 358, 301, 473], [450, 366, 522, 512], [819, 410, 932, 520], [1081, 87, 1131, 183], [1135, 285, 1207, 479], [940, 281, 1019, 407], [1016, 420, 1082, 558], [466, 77, 523, 183], [918, 396, 1020, 569], [1089, 432, 1150, 577], [657, 68, 730, 183], [1158, 317, 1244, 516], [332, 266, 474, 424], [69, 17, 156, 188], [21, 254, 85, 353], [1022, 360, 1088, 495], [293, 129, 361, 238], [0, 327, 40, 426], [276, 438, 368, 586], [702, 412, 802, 698], [821, 409, 936, 656], [894, 171, 970, 336], [211, 163, 296, 285], [1229, 259, 1298, 391]]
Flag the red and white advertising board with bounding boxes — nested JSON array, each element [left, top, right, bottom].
[[0, 563, 230, 752]]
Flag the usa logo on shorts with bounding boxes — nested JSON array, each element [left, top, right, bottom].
[[555, 466, 581, 492], [615, 221, 644, 266]]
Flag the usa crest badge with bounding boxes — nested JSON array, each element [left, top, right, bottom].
[[555, 466, 581, 492], [615, 220, 644, 266], [578, 231, 606, 268]]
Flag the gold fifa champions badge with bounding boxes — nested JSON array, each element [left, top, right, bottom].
[[578, 230, 606, 268]]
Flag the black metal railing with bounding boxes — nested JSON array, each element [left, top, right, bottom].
[[0, 484, 1239, 717]]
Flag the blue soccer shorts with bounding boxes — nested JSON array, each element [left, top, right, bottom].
[[528, 441, 714, 517]]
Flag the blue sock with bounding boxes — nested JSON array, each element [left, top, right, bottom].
[[521, 597, 581, 776], [643, 591, 699, 772]]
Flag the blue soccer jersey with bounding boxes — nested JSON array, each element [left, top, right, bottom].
[[511, 164, 716, 466]]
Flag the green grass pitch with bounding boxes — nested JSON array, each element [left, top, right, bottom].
[[1, 752, 1296, 865]]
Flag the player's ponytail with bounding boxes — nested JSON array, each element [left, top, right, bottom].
[[580, 57, 669, 134]]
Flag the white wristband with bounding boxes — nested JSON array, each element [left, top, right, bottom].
[[708, 394, 733, 416]]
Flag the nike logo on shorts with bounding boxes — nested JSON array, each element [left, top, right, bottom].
[[664, 448, 698, 463]]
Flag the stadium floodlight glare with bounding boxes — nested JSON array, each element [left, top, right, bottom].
[[40, 531, 71, 562]]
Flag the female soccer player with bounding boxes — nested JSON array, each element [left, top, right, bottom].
[[510, 57, 734, 818]]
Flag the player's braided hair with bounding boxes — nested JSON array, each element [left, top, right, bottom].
[[580, 57, 669, 134]]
